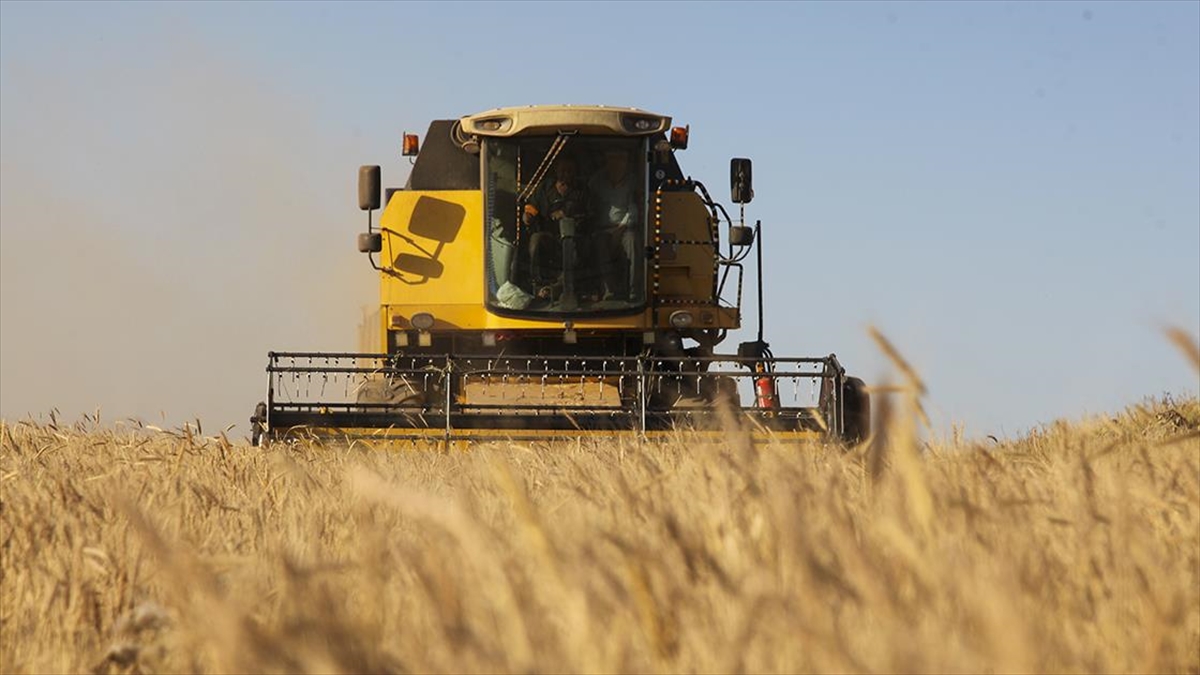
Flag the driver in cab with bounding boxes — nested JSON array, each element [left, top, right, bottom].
[[523, 157, 591, 300], [588, 148, 641, 301]]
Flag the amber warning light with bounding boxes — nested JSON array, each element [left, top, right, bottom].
[[401, 133, 420, 157], [669, 125, 689, 150]]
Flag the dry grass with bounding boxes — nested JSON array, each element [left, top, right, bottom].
[[3, 326, 1199, 673], [1, 395, 1196, 675]]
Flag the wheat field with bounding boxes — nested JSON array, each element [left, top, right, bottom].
[[2, 387, 1197, 675]]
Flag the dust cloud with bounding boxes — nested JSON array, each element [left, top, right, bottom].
[[0, 24, 377, 436]]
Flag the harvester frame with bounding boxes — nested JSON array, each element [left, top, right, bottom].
[[254, 351, 863, 445], [251, 105, 869, 446]]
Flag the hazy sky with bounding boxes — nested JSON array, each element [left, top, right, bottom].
[[1, 1, 1197, 438]]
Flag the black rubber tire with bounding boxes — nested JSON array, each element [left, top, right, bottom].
[[841, 377, 870, 444]]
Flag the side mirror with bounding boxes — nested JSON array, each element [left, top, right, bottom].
[[358, 232, 382, 253], [358, 165, 381, 211], [729, 225, 754, 247], [730, 158, 753, 204]]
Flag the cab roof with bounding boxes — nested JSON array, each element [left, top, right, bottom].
[[460, 104, 671, 137]]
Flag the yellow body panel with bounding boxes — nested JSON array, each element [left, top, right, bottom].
[[380, 190, 484, 311], [657, 192, 717, 300], [653, 191, 740, 330], [277, 425, 825, 449]]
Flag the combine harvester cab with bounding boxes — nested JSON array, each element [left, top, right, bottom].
[[250, 105, 869, 446]]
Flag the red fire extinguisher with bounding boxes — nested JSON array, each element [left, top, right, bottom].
[[755, 364, 779, 410]]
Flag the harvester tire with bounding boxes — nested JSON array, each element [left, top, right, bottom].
[[842, 376, 870, 444]]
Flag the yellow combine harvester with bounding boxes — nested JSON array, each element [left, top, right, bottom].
[[250, 105, 869, 445]]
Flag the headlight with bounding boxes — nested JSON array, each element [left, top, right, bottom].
[[477, 117, 510, 131], [622, 115, 664, 133], [410, 312, 435, 330], [669, 310, 694, 328]]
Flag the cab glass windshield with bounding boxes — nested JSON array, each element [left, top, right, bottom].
[[484, 136, 646, 316]]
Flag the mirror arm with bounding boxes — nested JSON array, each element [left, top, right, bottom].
[[755, 219, 764, 345]]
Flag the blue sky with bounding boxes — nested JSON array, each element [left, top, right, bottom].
[[1, 1, 1197, 438]]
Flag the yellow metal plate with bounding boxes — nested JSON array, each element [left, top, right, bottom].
[[271, 425, 825, 449]]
